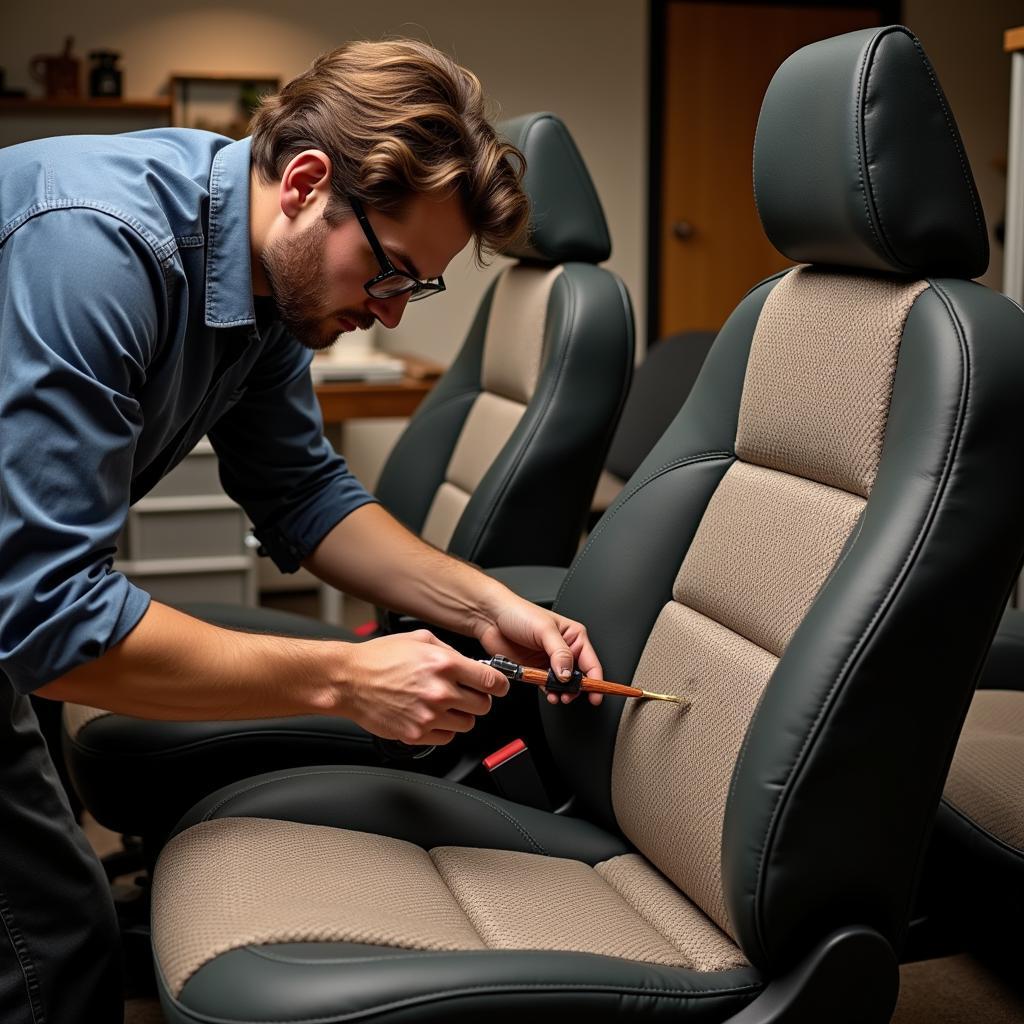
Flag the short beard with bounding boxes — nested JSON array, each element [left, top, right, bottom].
[[260, 215, 339, 351]]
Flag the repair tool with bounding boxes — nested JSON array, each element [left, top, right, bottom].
[[480, 654, 689, 706]]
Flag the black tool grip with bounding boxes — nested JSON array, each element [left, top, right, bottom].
[[545, 666, 583, 695]]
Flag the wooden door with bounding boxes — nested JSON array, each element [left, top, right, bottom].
[[658, 2, 882, 335]]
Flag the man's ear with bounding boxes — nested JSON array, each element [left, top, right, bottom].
[[279, 150, 333, 219]]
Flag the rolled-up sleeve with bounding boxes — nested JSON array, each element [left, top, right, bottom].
[[208, 324, 377, 573], [0, 209, 161, 693]]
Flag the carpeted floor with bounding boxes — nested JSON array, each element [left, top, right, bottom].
[[126, 999, 165, 1024], [892, 953, 1024, 1024]]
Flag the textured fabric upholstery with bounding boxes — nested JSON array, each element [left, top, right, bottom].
[[613, 604, 778, 934], [420, 391, 526, 549], [943, 690, 1024, 853], [736, 268, 929, 497], [676, 462, 866, 658], [154, 816, 747, 1000], [418, 483, 472, 552], [480, 266, 560, 403]]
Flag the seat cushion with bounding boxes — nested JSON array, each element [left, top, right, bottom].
[[152, 768, 762, 1024], [942, 689, 1024, 860], [930, 687, 1024, 930]]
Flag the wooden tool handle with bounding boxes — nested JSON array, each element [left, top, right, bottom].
[[517, 666, 642, 699]]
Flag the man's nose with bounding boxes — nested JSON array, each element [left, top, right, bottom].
[[367, 292, 412, 330]]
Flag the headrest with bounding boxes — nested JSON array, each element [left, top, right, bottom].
[[754, 26, 988, 279], [498, 112, 611, 264]]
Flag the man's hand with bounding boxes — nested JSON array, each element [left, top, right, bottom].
[[336, 630, 510, 745], [475, 598, 604, 706], [303, 506, 603, 709]]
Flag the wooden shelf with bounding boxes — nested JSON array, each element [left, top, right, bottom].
[[0, 96, 172, 114], [170, 72, 278, 83]]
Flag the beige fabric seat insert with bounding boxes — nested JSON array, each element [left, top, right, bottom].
[[420, 265, 563, 549], [153, 816, 747, 998], [63, 700, 109, 739], [943, 689, 1024, 852]]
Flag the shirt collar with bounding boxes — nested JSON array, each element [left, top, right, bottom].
[[204, 136, 256, 329]]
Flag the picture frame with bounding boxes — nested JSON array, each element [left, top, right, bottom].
[[170, 72, 280, 139]]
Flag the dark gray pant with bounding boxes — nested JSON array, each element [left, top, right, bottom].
[[0, 682, 122, 1023]]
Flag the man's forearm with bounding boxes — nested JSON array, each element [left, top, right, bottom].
[[34, 595, 513, 744], [303, 503, 508, 639], [34, 600, 345, 720]]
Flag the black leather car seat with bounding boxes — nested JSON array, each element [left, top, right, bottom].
[[60, 112, 634, 843], [147, 27, 1024, 1024]]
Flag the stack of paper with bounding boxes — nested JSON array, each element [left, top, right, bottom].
[[310, 349, 406, 382]]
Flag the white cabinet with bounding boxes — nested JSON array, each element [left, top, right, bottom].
[[116, 439, 256, 606]]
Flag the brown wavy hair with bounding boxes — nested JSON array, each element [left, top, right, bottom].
[[250, 40, 529, 263]]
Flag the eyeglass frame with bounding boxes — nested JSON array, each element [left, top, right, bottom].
[[346, 194, 446, 303]]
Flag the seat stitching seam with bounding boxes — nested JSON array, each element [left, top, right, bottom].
[[243, 946, 419, 964], [855, 31, 890, 261], [197, 767, 547, 854], [909, 38, 985, 235], [425, 850, 490, 949], [399, 388, 480, 430], [240, 942, 737, 968], [593, 864, 709, 968], [749, 284, 967, 956], [729, 503, 864, 815], [71, 726, 374, 757]]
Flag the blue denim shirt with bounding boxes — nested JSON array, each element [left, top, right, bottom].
[[0, 129, 376, 694]]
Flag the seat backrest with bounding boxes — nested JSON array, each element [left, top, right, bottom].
[[543, 26, 1024, 975], [375, 113, 633, 568]]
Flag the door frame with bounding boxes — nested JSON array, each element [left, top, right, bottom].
[[646, 0, 902, 347]]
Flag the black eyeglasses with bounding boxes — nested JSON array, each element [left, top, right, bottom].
[[347, 194, 446, 303]]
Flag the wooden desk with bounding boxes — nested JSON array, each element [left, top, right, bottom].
[[314, 353, 443, 423]]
